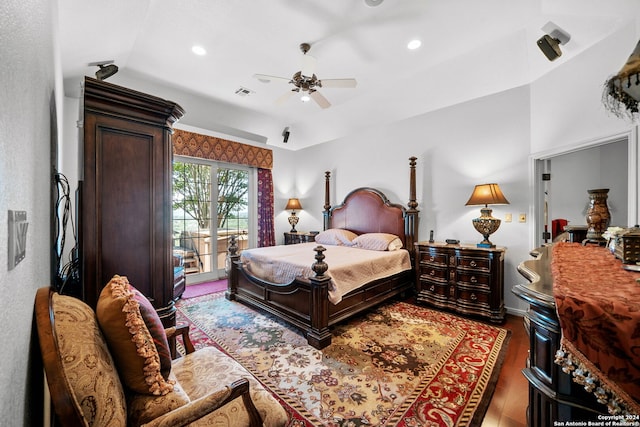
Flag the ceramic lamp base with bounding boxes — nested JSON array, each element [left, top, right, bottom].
[[472, 207, 501, 248]]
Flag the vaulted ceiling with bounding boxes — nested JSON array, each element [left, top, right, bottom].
[[58, 0, 639, 149]]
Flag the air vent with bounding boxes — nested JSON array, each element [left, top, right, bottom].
[[235, 87, 254, 97]]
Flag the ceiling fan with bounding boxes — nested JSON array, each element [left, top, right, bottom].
[[253, 43, 357, 109]]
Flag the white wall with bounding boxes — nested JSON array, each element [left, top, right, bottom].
[[0, 0, 59, 424], [530, 22, 637, 154]]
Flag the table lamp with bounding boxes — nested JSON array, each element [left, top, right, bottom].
[[465, 183, 509, 248], [285, 198, 302, 232]]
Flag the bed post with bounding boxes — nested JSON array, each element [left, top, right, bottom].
[[225, 235, 239, 301], [307, 245, 332, 349], [322, 171, 331, 231], [406, 157, 419, 262]]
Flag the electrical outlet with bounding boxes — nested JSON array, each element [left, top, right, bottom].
[[505, 213, 512, 223], [519, 213, 526, 223]]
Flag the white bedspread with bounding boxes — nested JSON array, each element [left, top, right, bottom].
[[240, 242, 411, 304]]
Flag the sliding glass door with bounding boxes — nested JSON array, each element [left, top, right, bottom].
[[172, 157, 252, 283]]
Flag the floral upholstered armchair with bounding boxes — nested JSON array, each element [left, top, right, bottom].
[[35, 276, 288, 426]]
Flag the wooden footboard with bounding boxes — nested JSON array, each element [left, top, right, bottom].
[[226, 243, 334, 348], [226, 242, 413, 349]]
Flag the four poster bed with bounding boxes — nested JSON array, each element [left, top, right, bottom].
[[226, 157, 419, 349]]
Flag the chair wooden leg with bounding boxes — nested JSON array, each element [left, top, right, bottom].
[[230, 379, 264, 427]]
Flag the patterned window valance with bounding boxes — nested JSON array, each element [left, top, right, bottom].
[[173, 129, 273, 169]]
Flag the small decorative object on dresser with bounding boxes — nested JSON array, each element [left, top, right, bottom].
[[415, 241, 505, 323], [283, 231, 318, 245], [614, 225, 640, 263], [285, 198, 303, 232], [585, 188, 611, 241], [465, 183, 510, 248]]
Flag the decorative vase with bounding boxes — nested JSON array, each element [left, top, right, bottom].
[[585, 188, 611, 240]]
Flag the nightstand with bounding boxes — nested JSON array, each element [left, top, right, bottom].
[[284, 231, 318, 245]]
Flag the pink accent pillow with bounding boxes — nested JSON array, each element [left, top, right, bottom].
[[353, 233, 403, 251], [314, 228, 358, 246], [96, 275, 174, 395]]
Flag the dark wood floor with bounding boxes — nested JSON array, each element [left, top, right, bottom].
[[482, 313, 529, 427]]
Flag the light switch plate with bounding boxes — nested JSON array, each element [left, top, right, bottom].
[[505, 213, 512, 223], [519, 213, 527, 223], [8, 210, 28, 270]]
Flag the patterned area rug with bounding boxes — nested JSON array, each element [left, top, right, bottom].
[[176, 293, 510, 426]]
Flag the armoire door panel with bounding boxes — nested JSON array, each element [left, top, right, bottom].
[[99, 125, 156, 300]]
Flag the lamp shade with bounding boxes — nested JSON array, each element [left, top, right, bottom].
[[465, 183, 510, 207], [285, 198, 302, 211]]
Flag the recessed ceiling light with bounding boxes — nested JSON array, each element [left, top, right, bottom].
[[191, 45, 206, 56], [407, 39, 422, 50]]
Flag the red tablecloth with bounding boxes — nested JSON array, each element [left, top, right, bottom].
[[552, 242, 640, 412]]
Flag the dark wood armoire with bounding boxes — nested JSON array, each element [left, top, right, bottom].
[[79, 77, 184, 327]]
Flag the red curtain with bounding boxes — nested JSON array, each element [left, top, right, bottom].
[[257, 168, 275, 247]]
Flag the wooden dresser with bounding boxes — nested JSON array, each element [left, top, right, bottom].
[[513, 245, 612, 425], [414, 242, 505, 323]]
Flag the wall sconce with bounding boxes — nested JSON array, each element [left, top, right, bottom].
[[465, 183, 510, 248], [603, 39, 640, 119], [537, 21, 571, 61], [285, 198, 302, 232]]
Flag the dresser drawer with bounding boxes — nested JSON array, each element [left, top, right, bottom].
[[457, 255, 491, 272], [456, 286, 491, 307], [456, 271, 491, 290], [418, 265, 448, 282], [418, 279, 449, 298], [418, 250, 449, 267]]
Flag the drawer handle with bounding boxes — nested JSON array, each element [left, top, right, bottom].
[[429, 285, 435, 292], [470, 260, 477, 267], [470, 293, 477, 301], [429, 270, 435, 276], [470, 276, 478, 283]]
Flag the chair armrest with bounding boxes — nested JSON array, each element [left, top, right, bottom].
[[165, 325, 195, 355], [140, 378, 262, 427]]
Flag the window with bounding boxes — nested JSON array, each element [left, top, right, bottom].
[[172, 157, 253, 283]]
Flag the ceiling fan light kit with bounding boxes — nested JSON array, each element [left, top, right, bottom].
[[253, 42, 356, 109]]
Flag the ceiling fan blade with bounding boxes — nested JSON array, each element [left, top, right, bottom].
[[318, 78, 357, 88], [275, 89, 297, 105], [309, 90, 331, 109], [300, 54, 317, 77], [253, 74, 291, 84]]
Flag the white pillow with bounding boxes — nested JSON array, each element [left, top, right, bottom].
[[314, 228, 358, 246], [353, 233, 403, 251]]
